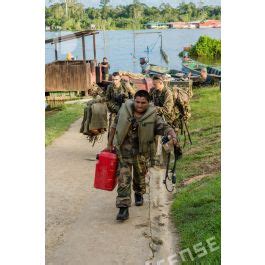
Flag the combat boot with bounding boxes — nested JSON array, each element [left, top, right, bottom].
[[116, 207, 129, 221], [135, 193, 144, 206]]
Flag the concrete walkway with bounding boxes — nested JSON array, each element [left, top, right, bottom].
[[46, 118, 179, 265]]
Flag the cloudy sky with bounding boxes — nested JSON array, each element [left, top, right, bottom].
[[45, 0, 221, 8]]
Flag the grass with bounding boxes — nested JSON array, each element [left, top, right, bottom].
[[171, 86, 221, 264], [45, 103, 84, 146]]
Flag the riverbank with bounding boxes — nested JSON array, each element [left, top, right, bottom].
[[171, 86, 221, 264]]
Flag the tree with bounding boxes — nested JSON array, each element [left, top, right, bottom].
[[100, 0, 110, 19], [45, 1, 221, 31]]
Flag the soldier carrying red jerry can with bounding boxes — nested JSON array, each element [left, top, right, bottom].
[[104, 90, 180, 221]]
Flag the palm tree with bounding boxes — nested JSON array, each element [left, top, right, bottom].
[[49, 0, 76, 18]]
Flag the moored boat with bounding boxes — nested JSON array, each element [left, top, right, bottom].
[[182, 59, 221, 80], [148, 64, 186, 78]]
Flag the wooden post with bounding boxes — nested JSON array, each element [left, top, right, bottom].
[[82, 35, 86, 63], [93, 34, 97, 60], [54, 42, 58, 61], [82, 35, 89, 96]]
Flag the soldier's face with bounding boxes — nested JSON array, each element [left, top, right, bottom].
[[113, 76, 121, 86], [134, 97, 149, 113], [153, 80, 164, 91]]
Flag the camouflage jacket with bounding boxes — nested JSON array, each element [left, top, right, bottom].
[[149, 87, 175, 124], [105, 81, 135, 114]]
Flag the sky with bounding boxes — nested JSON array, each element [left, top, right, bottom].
[[45, 0, 221, 8]]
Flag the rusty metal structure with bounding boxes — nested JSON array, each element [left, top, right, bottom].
[[45, 30, 102, 95]]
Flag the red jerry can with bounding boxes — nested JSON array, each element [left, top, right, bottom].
[[94, 150, 118, 191]]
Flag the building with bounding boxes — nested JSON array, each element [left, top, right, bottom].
[[168, 22, 189, 29], [168, 21, 200, 29], [199, 20, 221, 28]]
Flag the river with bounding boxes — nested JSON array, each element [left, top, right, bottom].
[[45, 28, 220, 73]]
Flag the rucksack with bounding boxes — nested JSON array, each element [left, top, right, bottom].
[[172, 85, 192, 121]]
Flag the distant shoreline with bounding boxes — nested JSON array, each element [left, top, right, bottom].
[[45, 27, 221, 33]]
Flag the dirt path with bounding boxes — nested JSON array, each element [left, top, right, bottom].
[[46, 118, 179, 265]]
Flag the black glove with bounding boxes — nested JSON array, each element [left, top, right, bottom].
[[161, 135, 170, 145], [114, 94, 126, 106]]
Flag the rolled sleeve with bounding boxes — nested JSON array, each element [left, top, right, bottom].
[[154, 115, 175, 137]]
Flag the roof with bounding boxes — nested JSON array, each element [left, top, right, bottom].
[[200, 20, 221, 25], [45, 29, 99, 44]]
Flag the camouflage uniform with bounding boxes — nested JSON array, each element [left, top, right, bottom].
[[112, 105, 175, 208], [105, 81, 135, 114], [149, 86, 178, 164], [105, 81, 136, 132], [149, 86, 175, 125]]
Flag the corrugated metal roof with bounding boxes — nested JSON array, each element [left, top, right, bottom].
[[45, 29, 99, 44]]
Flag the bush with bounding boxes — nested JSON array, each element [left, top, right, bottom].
[[189, 36, 221, 59]]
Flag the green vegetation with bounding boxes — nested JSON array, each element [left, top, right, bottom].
[[180, 36, 221, 60], [172, 87, 221, 264], [45, 103, 84, 146], [46, 1, 221, 30]]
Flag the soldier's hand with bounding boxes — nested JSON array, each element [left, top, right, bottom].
[[106, 144, 114, 152], [172, 137, 178, 146]]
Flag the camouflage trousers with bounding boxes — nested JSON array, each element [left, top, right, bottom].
[[102, 73, 109, 81], [116, 155, 148, 208]]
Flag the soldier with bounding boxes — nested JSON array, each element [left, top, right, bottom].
[[188, 67, 214, 86], [149, 75, 175, 125], [149, 75, 179, 165], [105, 72, 136, 115], [101, 57, 110, 81], [105, 72, 136, 134], [107, 90, 180, 221]]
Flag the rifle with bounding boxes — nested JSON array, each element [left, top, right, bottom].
[[163, 145, 182, 192], [182, 118, 192, 145], [161, 136, 182, 192], [114, 94, 126, 107], [175, 99, 192, 145]]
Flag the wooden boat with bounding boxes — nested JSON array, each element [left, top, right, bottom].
[[149, 64, 169, 75], [182, 59, 221, 80], [149, 64, 186, 78], [102, 72, 191, 93], [101, 76, 153, 92], [127, 76, 192, 93]]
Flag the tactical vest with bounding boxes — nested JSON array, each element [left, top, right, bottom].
[[113, 100, 156, 155]]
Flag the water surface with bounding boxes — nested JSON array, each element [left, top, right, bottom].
[[45, 28, 221, 72]]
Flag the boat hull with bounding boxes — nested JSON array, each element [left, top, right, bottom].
[[182, 60, 221, 81]]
